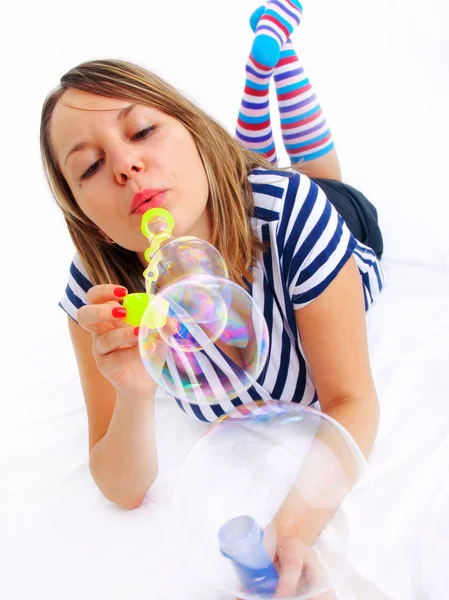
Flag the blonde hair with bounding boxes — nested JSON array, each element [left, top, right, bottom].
[[40, 59, 299, 291]]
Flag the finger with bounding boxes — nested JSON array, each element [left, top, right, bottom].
[[137, 329, 173, 380], [77, 302, 129, 334], [86, 284, 128, 305], [299, 546, 333, 596], [275, 559, 304, 598], [138, 317, 178, 354], [161, 317, 180, 340], [95, 323, 141, 356], [275, 544, 305, 598]]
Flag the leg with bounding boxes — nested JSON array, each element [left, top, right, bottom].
[[235, 1, 303, 164], [252, 5, 342, 181], [293, 150, 342, 181], [235, 48, 279, 164], [274, 39, 342, 180]]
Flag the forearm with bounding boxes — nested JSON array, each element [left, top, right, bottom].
[[89, 390, 158, 509], [324, 393, 380, 460], [276, 394, 380, 545]]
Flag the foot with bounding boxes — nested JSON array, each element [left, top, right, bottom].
[[250, 0, 303, 68], [249, 5, 265, 33]]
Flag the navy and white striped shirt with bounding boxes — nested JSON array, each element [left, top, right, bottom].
[[59, 169, 384, 422]]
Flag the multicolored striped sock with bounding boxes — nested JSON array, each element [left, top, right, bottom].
[[274, 39, 334, 164], [252, 0, 303, 68], [235, 53, 278, 164], [235, 2, 302, 164]]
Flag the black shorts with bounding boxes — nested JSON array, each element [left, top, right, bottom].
[[311, 177, 384, 261]]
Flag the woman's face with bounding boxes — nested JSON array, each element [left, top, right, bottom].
[[51, 89, 211, 259]]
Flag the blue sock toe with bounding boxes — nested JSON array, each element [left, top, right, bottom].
[[249, 5, 265, 32], [251, 35, 280, 68]]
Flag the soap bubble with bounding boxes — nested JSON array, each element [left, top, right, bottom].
[[157, 275, 229, 351], [138, 276, 269, 405], [145, 236, 229, 294], [173, 401, 375, 599]]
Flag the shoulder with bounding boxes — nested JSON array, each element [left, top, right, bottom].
[[58, 252, 94, 322], [70, 252, 93, 292], [249, 167, 312, 227], [249, 167, 326, 232]]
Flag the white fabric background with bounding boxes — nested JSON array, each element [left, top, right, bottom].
[[1, 1, 448, 598]]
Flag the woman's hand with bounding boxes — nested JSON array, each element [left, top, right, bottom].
[[272, 535, 337, 599], [234, 532, 338, 600], [77, 284, 175, 400]]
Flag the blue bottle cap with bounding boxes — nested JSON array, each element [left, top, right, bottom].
[[218, 515, 262, 557]]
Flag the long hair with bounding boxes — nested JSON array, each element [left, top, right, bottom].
[[40, 59, 294, 290]]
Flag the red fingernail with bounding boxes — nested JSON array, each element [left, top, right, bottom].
[[133, 327, 140, 336], [112, 307, 127, 318], [114, 287, 127, 298]]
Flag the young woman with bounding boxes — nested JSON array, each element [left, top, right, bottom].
[[40, 1, 383, 594]]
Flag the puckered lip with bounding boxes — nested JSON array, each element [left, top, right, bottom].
[[131, 188, 166, 214]]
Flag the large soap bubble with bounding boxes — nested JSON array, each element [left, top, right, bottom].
[[173, 401, 375, 599]]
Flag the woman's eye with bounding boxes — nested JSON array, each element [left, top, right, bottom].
[[132, 126, 155, 141], [81, 159, 103, 181]]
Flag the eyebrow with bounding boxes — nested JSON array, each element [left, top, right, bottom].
[[64, 103, 137, 166]]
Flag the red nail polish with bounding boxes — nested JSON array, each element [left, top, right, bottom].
[[112, 307, 127, 318], [114, 287, 127, 298], [133, 327, 140, 336]]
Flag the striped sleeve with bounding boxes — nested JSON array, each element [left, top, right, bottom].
[[58, 253, 93, 323], [277, 173, 357, 310]]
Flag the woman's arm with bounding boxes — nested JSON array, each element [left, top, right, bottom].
[[69, 317, 159, 510], [275, 255, 379, 544], [296, 255, 379, 457]]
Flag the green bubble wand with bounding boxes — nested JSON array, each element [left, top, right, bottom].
[[122, 208, 175, 328]]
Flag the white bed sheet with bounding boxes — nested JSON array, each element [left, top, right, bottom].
[[1, 259, 449, 600]]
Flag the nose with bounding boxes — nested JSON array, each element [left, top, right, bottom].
[[113, 153, 145, 185]]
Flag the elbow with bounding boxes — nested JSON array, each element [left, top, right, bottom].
[[89, 464, 158, 510], [117, 495, 147, 511], [103, 478, 157, 510], [120, 477, 158, 510]]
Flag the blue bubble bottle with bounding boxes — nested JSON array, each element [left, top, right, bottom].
[[218, 515, 279, 596]]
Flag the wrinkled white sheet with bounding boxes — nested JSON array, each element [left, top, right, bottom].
[[1, 259, 449, 600]]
